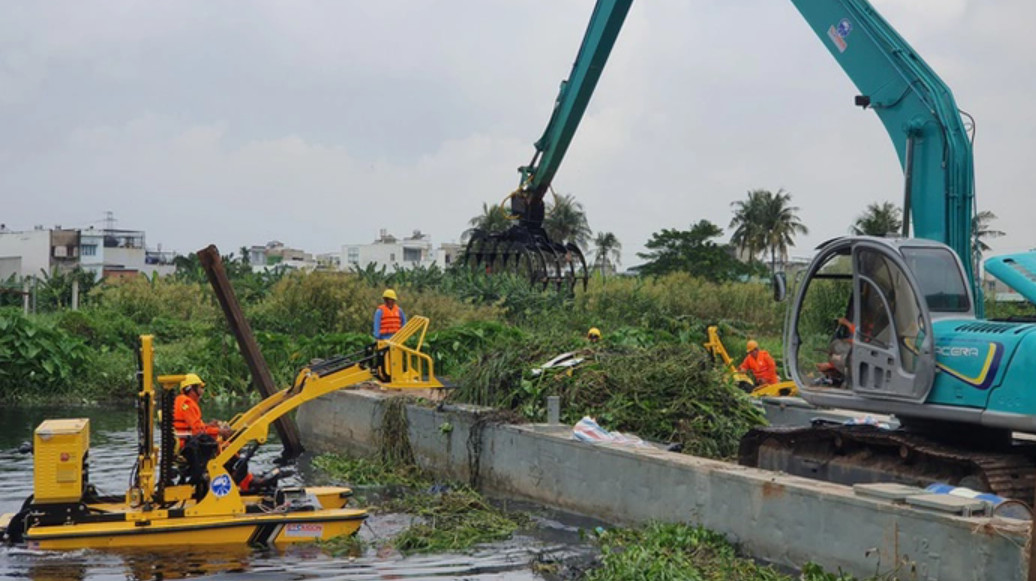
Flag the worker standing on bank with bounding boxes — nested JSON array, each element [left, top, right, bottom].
[[738, 340, 780, 386], [587, 327, 602, 344], [373, 288, 407, 340]]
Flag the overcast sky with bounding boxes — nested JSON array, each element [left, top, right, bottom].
[[2, 0, 1033, 269]]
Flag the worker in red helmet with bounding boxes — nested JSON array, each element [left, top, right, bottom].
[[738, 340, 780, 386], [373, 289, 407, 340]]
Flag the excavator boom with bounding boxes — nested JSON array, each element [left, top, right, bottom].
[[464, 0, 633, 291], [789, 0, 978, 303]]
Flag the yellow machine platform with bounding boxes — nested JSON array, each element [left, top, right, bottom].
[[2, 319, 443, 550]]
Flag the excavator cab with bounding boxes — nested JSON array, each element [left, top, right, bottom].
[[786, 237, 946, 411]]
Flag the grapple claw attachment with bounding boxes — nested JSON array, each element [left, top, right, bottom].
[[463, 226, 588, 292]]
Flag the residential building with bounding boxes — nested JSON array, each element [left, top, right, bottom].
[[0, 224, 176, 281], [341, 229, 458, 272], [249, 241, 316, 272]]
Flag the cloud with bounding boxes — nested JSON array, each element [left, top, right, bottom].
[[1, 0, 1032, 269]]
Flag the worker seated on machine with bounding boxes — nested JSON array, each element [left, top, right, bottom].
[[174, 374, 280, 495], [815, 317, 853, 387], [738, 340, 780, 389]]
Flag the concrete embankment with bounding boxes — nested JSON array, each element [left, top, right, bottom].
[[297, 389, 1029, 580]]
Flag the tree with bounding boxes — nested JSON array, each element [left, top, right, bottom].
[[972, 209, 1005, 278], [544, 193, 592, 249], [635, 220, 754, 282], [851, 202, 903, 237], [592, 232, 622, 276], [728, 190, 769, 263], [729, 189, 808, 275], [763, 190, 809, 275], [462, 202, 511, 242]]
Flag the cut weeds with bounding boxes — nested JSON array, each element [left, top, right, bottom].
[[314, 396, 529, 556], [585, 522, 864, 581], [314, 453, 528, 555]]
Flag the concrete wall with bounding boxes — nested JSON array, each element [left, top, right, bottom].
[[298, 389, 1029, 581]]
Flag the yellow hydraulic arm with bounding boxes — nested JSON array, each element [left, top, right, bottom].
[[703, 325, 798, 398], [182, 316, 443, 514]]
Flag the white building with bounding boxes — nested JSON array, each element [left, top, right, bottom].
[[0, 227, 52, 280], [0, 225, 176, 281], [339, 229, 463, 272], [248, 240, 317, 273], [342, 229, 435, 272]]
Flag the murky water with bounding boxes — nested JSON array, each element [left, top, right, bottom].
[[0, 405, 602, 580]]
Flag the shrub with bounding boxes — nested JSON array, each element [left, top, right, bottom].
[[0, 309, 92, 402], [92, 275, 216, 325]]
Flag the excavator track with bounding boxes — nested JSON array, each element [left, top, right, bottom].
[[739, 424, 1036, 501]]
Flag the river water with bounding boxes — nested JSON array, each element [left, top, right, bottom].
[[0, 405, 602, 580]]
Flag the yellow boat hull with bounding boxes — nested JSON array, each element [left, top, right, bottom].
[[2, 485, 363, 551], [21, 508, 365, 550]]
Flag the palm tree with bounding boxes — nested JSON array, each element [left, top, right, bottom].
[[729, 190, 768, 263], [971, 209, 1005, 278], [730, 189, 808, 274], [592, 232, 622, 276], [544, 193, 592, 249], [763, 190, 808, 275], [462, 202, 511, 242], [851, 202, 903, 237]]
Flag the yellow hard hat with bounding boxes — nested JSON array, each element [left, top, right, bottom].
[[746, 340, 759, 351], [383, 289, 398, 300], [180, 373, 205, 392], [587, 327, 602, 339]]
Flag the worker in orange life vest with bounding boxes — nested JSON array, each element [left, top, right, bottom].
[[174, 374, 265, 493], [738, 340, 780, 386], [173, 374, 232, 450], [373, 288, 407, 340]]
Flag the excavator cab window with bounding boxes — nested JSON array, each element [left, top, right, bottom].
[[901, 247, 971, 314]]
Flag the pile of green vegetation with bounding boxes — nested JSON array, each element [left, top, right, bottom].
[[455, 334, 766, 459]]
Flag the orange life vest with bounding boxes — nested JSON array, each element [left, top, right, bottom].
[[377, 304, 402, 336], [173, 393, 218, 449]]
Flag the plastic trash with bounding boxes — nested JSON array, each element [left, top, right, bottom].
[[572, 417, 649, 448], [532, 352, 584, 376], [843, 415, 892, 430]]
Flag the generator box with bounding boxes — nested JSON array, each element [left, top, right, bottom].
[[34, 418, 90, 504]]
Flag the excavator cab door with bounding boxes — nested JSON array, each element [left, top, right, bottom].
[[787, 238, 936, 404], [849, 243, 936, 402]]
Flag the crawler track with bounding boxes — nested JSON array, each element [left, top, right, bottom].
[[739, 424, 1036, 501]]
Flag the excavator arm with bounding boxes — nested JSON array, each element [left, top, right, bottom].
[[138, 317, 442, 511], [467, 0, 978, 298], [464, 0, 633, 291], [788, 0, 977, 301]]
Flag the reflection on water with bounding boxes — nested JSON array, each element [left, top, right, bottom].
[[0, 404, 601, 580]]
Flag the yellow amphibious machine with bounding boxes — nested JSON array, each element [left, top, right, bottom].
[[0, 317, 442, 550], [702, 326, 798, 398]]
